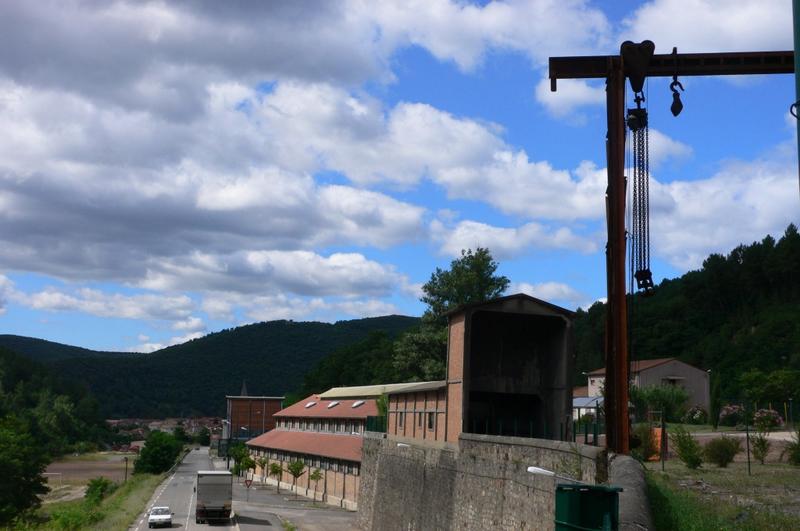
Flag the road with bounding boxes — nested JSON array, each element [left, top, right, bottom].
[[132, 447, 241, 531], [132, 447, 356, 530]]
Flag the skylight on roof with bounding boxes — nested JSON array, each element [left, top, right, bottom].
[[304, 401, 316, 409], [352, 400, 365, 408], [327, 401, 340, 409]]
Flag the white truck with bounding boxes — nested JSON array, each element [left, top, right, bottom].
[[195, 470, 233, 524]]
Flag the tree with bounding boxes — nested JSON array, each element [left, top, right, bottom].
[[257, 457, 269, 482], [308, 469, 323, 500], [133, 431, 181, 474], [194, 427, 210, 446], [392, 248, 508, 381], [0, 416, 50, 525], [286, 460, 306, 499], [236, 455, 255, 478], [269, 462, 283, 493], [420, 248, 509, 326], [173, 425, 189, 444]]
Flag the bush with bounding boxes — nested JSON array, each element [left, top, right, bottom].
[[629, 385, 689, 422], [681, 405, 708, 425], [669, 425, 703, 469], [751, 432, 770, 465], [630, 423, 658, 462], [717, 404, 746, 427], [753, 409, 783, 431], [704, 436, 741, 467], [782, 428, 800, 466], [84, 477, 116, 506], [133, 431, 181, 474]]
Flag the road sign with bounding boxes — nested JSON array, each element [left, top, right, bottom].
[[245, 479, 252, 488]]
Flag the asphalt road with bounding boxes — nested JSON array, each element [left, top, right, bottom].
[[132, 447, 356, 531], [132, 447, 238, 531]]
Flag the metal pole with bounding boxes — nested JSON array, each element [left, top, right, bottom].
[[660, 416, 666, 472], [605, 56, 630, 454], [793, 0, 800, 193], [124, 457, 128, 483], [745, 418, 752, 476]]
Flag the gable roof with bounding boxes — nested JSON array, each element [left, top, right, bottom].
[[320, 382, 441, 399], [246, 430, 362, 462], [445, 293, 575, 319], [586, 357, 678, 376], [274, 394, 377, 419]]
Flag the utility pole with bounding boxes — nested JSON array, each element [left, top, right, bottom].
[[549, 45, 794, 454]]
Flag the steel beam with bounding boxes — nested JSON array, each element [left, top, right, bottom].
[[550, 50, 793, 90]]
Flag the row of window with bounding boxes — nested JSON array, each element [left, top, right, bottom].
[[250, 448, 360, 475], [397, 411, 437, 430], [276, 417, 363, 434]]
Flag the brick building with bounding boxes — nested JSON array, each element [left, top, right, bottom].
[[386, 293, 575, 443], [246, 393, 377, 510], [224, 395, 284, 441]]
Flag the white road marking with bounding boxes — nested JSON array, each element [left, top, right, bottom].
[[186, 480, 196, 529]]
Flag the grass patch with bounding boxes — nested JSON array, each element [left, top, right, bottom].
[[22, 473, 164, 530], [646, 462, 800, 531]]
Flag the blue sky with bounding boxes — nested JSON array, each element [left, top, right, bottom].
[[0, 0, 797, 351]]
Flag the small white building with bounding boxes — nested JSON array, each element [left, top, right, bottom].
[[583, 357, 710, 411]]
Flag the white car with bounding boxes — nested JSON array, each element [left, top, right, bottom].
[[147, 506, 173, 528]]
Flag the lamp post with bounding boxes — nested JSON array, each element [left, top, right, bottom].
[[222, 419, 231, 470]]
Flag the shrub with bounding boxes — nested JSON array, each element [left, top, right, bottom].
[[782, 428, 800, 466], [578, 412, 596, 426], [704, 436, 741, 467], [630, 423, 658, 462], [751, 432, 770, 465], [133, 431, 181, 474], [753, 409, 783, 431], [669, 425, 703, 469], [718, 404, 746, 427], [84, 477, 116, 506], [681, 405, 708, 425], [629, 385, 690, 422]]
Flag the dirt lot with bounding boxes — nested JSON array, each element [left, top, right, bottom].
[[45, 452, 136, 488]]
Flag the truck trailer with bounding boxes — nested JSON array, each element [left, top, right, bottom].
[[195, 470, 233, 524]]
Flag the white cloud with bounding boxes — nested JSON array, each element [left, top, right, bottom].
[[16, 288, 195, 322], [648, 129, 692, 167], [620, 0, 791, 53], [650, 155, 798, 269], [432, 219, 597, 259], [172, 316, 206, 333], [0, 274, 12, 315], [535, 78, 605, 119], [361, 0, 611, 71], [512, 281, 588, 310]]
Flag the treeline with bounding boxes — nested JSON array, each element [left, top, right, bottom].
[[574, 224, 800, 402], [1, 316, 418, 418], [0, 346, 112, 525]]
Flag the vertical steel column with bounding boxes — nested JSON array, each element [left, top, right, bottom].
[[604, 58, 630, 454], [794, 0, 800, 190]]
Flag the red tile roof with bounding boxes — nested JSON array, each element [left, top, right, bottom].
[[586, 357, 676, 376], [573, 386, 589, 398], [274, 394, 377, 419], [246, 430, 363, 462]]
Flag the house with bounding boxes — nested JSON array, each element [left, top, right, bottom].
[[584, 357, 710, 412], [387, 293, 576, 443], [246, 381, 449, 510]]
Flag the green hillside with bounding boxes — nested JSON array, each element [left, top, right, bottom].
[[2, 315, 418, 418], [0, 334, 126, 362], [574, 224, 800, 403]]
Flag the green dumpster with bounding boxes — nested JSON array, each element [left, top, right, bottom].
[[554, 484, 623, 531]]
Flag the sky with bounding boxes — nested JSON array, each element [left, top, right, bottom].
[[0, 0, 797, 352]]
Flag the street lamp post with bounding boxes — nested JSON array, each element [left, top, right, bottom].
[[222, 419, 231, 470]]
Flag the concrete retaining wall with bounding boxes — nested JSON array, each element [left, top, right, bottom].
[[357, 434, 607, 531]]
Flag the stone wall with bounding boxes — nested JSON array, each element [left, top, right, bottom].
[[357, 433, 607, 531]]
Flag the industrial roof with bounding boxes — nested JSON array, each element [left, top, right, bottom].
[[246, 430, 363, 462], [274, 394, 378, 419], [225, 395, 285, 400], [586, 357, 677, 376], [319, 382, 440, 399], [445, 293, 575, 318], [573, 397, 604, 409], [385, 380, 446, 395]]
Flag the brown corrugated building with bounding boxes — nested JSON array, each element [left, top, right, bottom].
[[225, 395, 284, 441]]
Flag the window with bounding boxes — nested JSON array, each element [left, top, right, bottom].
[[418, 412, 423, 427], [327, 401, 340, 409], [352, 400, 365, 408], [398, 411, 405, 428], [305, 401, 317, 408], [427, 412, 435, 431]]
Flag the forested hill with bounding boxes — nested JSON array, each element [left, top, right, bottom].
[[3, 315, 418, 418], [0, 334, 127, 362], [574, 224, 800, 401]]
